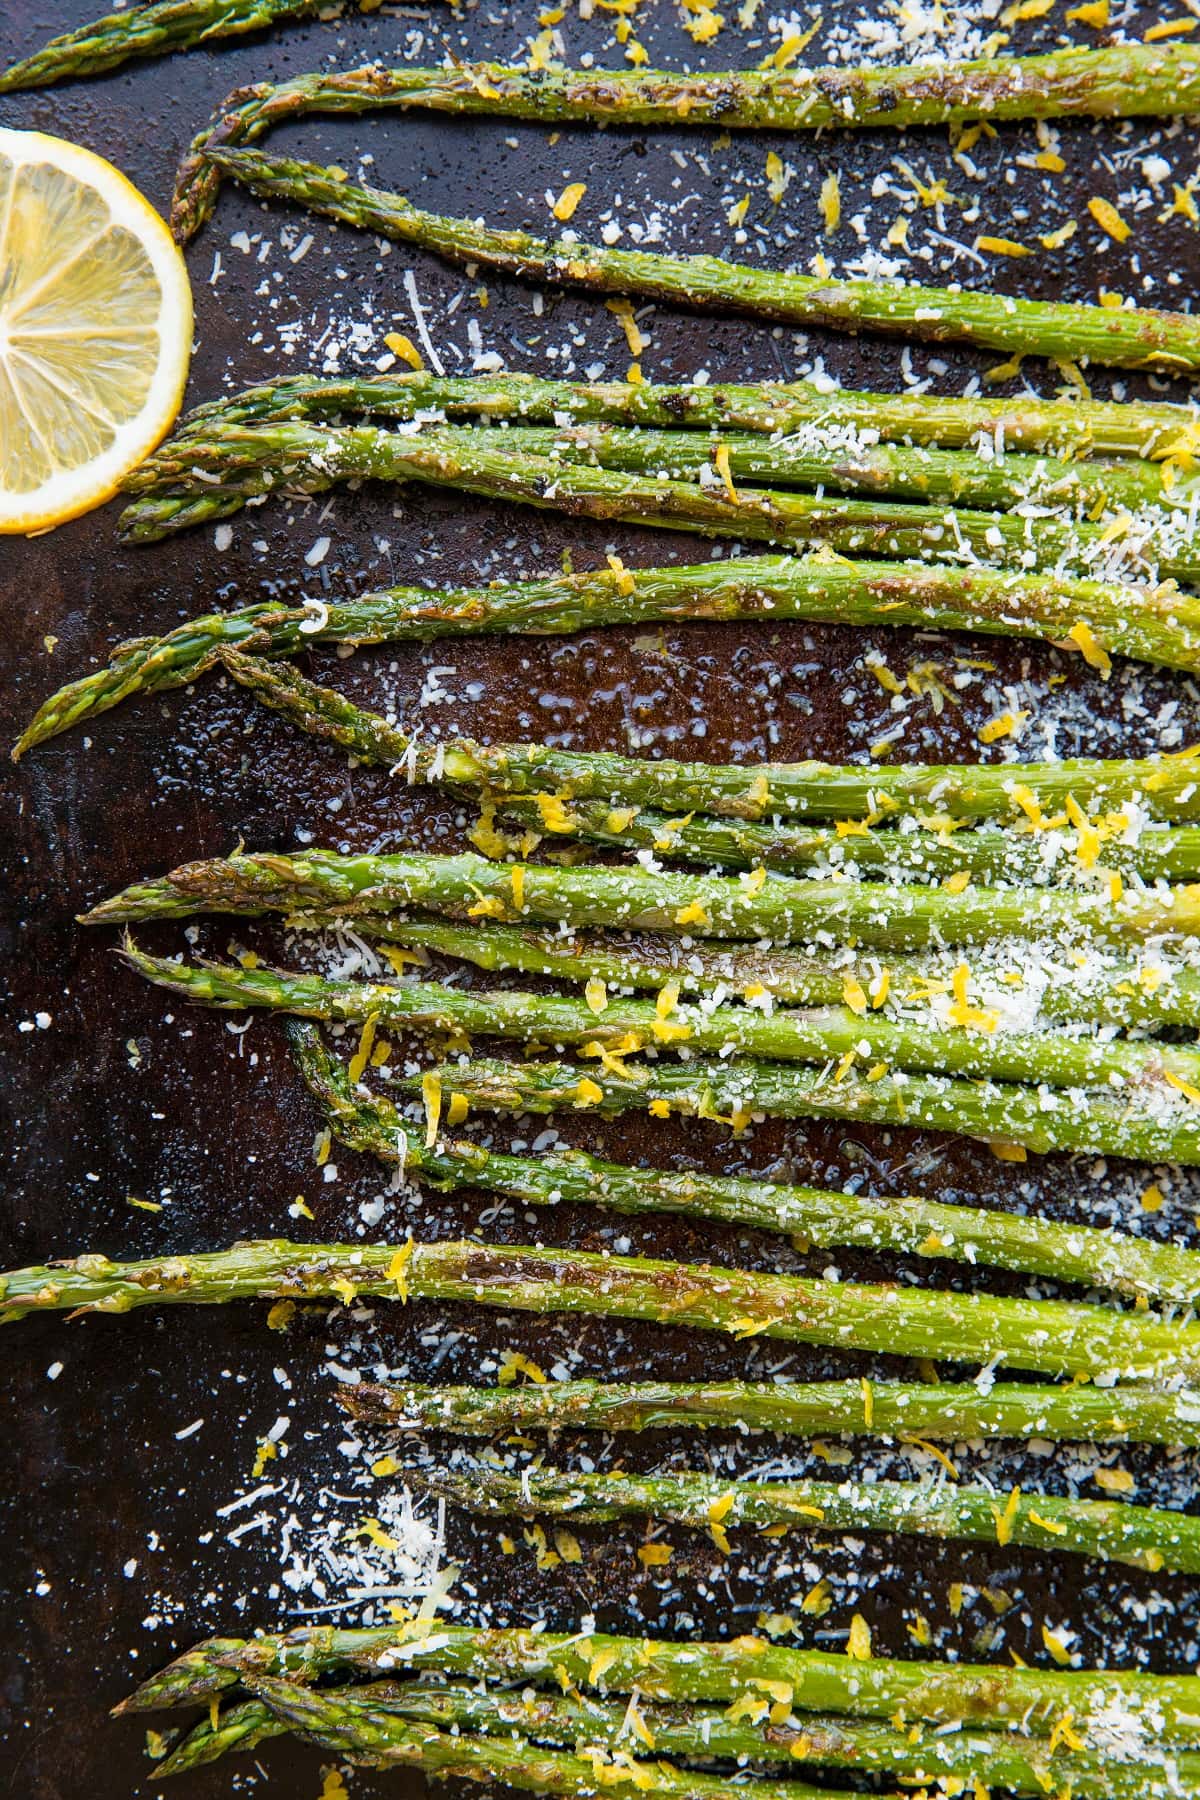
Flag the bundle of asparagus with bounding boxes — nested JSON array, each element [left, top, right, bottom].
[[119, 940, 1200, 1098], [119, 408, 1195, 534], [82, 805, 1200, 1158], [135, 1670, 1200, 1796], [97, 374, 1200, 669], [91, 934, 1200, 1151], [119, 1621, 1200, 1798], [9, 1023, 1200, 1420], [114, 416, 1200, 607]]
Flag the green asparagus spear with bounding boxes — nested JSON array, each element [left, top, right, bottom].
[[83, 844, 1200, 948], [4, 1236, 1194, 1379], [412, 1461, 1200, 1574], [22, 551, 1200, 757], [454, 791, 1200, 885], [394, 1047, 1200, 1163], [293, 1026, 1200, 1304], [333, 914, 1200, 1032], [173, 47, 1200, 237], [117, 1622, 1200, 1744], [342, 1375, 1200, 1447], [151, 369, 1200, 460], [153, 1677, 1198, 1798], [0, 0, 316, 92], [153, 1699, 281, 1774], [122, 939, 1200, 1099], [206, 147, 1200, 372], [150, 1699, 282, 1771], [233, 1680, 874, 1800], [114, 419, 1200, 592]]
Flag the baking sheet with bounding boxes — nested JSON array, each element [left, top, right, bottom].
[[3, 1, 1200, 1794]]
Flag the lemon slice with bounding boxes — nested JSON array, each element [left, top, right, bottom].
[[0, 127, 192, 534]]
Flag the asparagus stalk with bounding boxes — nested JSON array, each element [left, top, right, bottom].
[[332, 914, 1200, 1032], [294, 1026, 1200, 1305], [152, 1701, 283, 1774], [153, 1678, 1197, 1799], [5, 1235, 1195, 1378], [412, 1461, 1200, 1574], [116, 419, 1200, 592], [173, 47, 1200, 238], [154, 369, 1200, 460], [214, 644, 1200, 889], [118, 1622, 1200, 1743], [23, 552, 1200, 758], [0, 0, 316, 92], [124, 940, 1200, 1101], [456, 791, 1200, 885], [206, 147, 1200, 372], [154, 1700, 282, 1774], [129, 413, 1182, 517], [394, 1048, 1200, 1163], [343, 1375, 1200, 1447], [84, 844, 1200, 948], [226, 1681, 872, 1800]]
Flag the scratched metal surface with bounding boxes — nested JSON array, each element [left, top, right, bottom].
[[4, 2, 1200, 1796]]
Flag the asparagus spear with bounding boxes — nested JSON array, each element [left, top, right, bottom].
[[22, 552, 1200, 758], [213, 642, 1200, 889], [152, 369, 1200, 460], [116, 419, 1200, 592], [449, 790, 1200, 884], [412, 1461, 1200, 1574], [5, 1235, 1195, 1379], [154, 1677, 1197, 1798], [154, 1699, 282, 1774], [173, 47, 1200, 238], [343, 1375, 1200, 1447], [118, 1622, 1200, 1742], [206, 147, 1200, 372], [123, 940, 1200, 1099], [393, 1048, 1200, 1163], [329, 914, 1200, 1032], [294, 1026, 1200, 1304], [152, 1700, 283, 1774], [0, 0, 316, 92], [226, 1680, 874, 1800], [83, 845, 1200, 948]]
